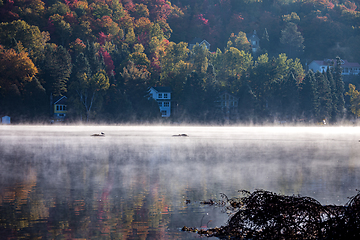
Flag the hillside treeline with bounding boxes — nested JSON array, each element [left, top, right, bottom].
[[0, 0, 359, 123]]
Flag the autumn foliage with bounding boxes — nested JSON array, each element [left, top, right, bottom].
[[0, 45, 38, 91], [0, 0, 359, 122]]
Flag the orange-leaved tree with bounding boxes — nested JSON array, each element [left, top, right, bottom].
[[0, 45, 38, 92]]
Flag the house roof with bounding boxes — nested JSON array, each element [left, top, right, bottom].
[[342, 60, 360, 67], [247, 30, 260, 41], [219, 91, 239, 99], [189, 37, 204, 45], [54, 96, 67, 105], [189, 38, 210, 49], [151, 87, 172, 93], [310, 59, 360, 68]]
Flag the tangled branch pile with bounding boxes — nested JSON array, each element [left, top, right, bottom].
[[182, 190, 360, 239]]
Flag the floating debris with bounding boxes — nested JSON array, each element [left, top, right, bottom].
[[91, 132, 105, 137], [172, 134, 188, 137], [200, 199, 216, 205], [183, 189, 360, 239]]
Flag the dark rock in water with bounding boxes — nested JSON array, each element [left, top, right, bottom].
[[172, 134, 188, 137], [183, 189, 360, 239], [200, 199, 215, 205], [91, 132, 105, 137]]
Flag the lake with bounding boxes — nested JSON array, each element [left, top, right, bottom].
[[1, 125, 360, 239]]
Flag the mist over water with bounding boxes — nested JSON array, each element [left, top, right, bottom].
[[1, 125, 360, 239]]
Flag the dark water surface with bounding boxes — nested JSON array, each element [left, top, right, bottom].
[[1, 125, 360, 239]]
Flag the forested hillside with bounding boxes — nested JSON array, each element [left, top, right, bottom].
[[0, 0, 359, 123]]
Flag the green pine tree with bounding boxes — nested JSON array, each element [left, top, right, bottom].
[[85, 41, 105, 76], [326, 67, 338, 122], [41, 45, 72, 97], [299, 70, 319, 120], [332, 57, 346, 120], [315, 71, 332, 121], [180, 71, 205, 120], [282, 72, 299, 120]]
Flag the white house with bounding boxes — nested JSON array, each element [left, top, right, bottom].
[[189, 37, 210, 51], [308, 59, 360, 75], [149, 87, 172, 117]]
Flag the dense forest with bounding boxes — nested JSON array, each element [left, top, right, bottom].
[[0, 0, 360, 123]]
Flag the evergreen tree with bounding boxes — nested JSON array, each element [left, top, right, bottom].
[[121, 61, 150, 104], [41, 44, 72, 97], [325, 67, 338, 122], [332, 57, 346, 120], [180, 71, 205, 120], [68, 52, 108, 121], [102, 83, 132, 122], [120, 61, 160, 121], [22, 76, 47, 119], [345, 84, 360, 118], [281, 72, 299, 119], [261, 28, 270, 51], [85, 41, 105, 76], [72, 52, 91, 80], [203, 64, 221, 120], [280, 22, 304, 58], [247, 54, 272, 118], [299, 70, 319, 120], [159, 41, 191, 100], [315, 71, 332, 121]]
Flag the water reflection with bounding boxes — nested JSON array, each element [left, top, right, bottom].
[[1, 126, 360, 239]]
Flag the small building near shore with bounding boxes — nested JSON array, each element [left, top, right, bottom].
[[2, 116, 10, 124], [189, 38, 211, 51], [216, 91, 239, 120], [53, 96, 68, 122], [149, 87, 172, 117]]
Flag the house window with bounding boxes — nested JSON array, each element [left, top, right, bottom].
[[161, 110, 167, 116], [158, 93, 162, 98], [158, 101, 162, 107], [56, 105, 59, 111], [164, 102, 169, 107], [164, 93, 168, 98]]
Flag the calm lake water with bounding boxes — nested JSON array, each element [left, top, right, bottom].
[[1, 125, 360, 239]]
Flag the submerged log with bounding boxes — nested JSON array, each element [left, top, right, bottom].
[[183, 189, 360, 239]]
